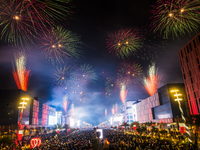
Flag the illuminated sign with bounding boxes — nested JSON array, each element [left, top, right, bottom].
[[30, 138, 41, 148], [77, 120, 80, 127], [96, 129, 103, 138], [70, 118, 74, 127]]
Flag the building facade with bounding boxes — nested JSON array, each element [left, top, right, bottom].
[[0, 89, 33, 126], [178, 33, 200, 115], [0, 90, 60, 130], [121, 100, 138, 124], [136, 83, 190, 124]]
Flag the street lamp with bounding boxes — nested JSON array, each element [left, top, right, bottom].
[[17, 97, 29, 141], [171, 90, 191, 143]]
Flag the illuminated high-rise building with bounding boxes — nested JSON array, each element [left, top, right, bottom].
[[178, 33, 200, 115]]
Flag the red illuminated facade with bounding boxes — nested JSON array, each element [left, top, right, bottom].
[[178, 33, 200, 115], [30, 100, 39, 125], [42, 104, 48, 126]]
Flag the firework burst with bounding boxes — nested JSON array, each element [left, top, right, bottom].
[[143, 62, 161, 96], [40, 27, 81, 65], [117, 59, 143, 88], [72, 64, 97, 86], [12, 51, 30, 91], [106, 28, 144, 59], [0, 0, 72, 48], [134, 25, 168, 60], [104, 76, 116, 98], [150, 0, 200, 39], [117, 59, 142, 104], [53, 65, 72, 86]]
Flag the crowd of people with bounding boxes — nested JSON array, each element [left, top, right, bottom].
[[102, 129, 199, 150], [0, 128, 199, 150]]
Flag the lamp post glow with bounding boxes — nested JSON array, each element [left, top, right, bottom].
[[18, 97, 29, 141], [171, 90, 191, 143]]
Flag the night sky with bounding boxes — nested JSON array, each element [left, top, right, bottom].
[[0, 0, 199, 125]]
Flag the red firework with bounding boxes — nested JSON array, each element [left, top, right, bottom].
[[12, 51, 30, 92], [119, 83, 128, 104], [143, 62, 161, 96]]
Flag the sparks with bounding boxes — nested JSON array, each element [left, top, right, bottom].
[[12, 51, 30, 92], [143, 62, 161, 96]]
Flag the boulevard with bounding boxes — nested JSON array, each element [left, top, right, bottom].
[[0, 128, 199, 150]]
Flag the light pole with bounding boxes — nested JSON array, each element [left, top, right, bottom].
[[17, 97, 29, 141], [171, 90, 192, 143]]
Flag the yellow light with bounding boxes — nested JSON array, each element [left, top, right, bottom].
[[171, 90, 179, 92], [52, 45, 56, 48], [118, 43, 121, 46], [180, 8, 184, 13], [20, 102, 27, 105], [111, 84, 113, 87], [18, 106, 26, 109], [168, 13, 173, 17], [83, 75, 85, 77], [22, 98, 29, 100], [127, 71, 130, 74], [125, 41, 129, 44], [132, 74, 134, 76], [58, 44, 62, 47], [14, 16, 19, 20], [175, 98, 182, 101], [62, 77, 64, 80], [174, 94, 182, 96]]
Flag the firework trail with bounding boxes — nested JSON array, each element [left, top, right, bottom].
[[105, 109, 107, 116], [150, 0, 200, 39], [40, 27, 81, 65], [106, 28, 144, 59], [12, 51, 30, 91], [70, 102, 74, 117], [111, 106, 115, 115], [143, 62, 161, 96], [63, 95, 70, 112], [119, 83, 128, 104], [115, 103, 118, 113], [117, 59, 142, 122], [0, 0, 73, 48]]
